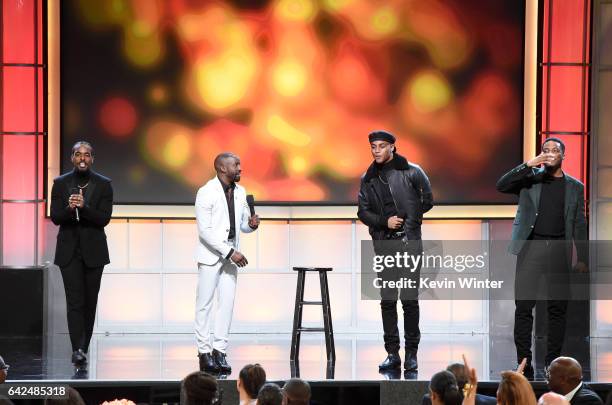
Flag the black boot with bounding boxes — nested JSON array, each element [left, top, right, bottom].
[[379, 353, 401, 370], [404, 351, 418, 372], [213, 349, 232, 373], [71, 349, 87, 366], [199, 352, 220, 373]]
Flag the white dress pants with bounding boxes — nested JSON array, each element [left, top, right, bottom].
[[195, 258, 238, 354]]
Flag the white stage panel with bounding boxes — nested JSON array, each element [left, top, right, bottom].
[[290, 221, 353, 270], [105, 220, 128, 270], [162, 221, 197, 271], [98, 274, 162, 328], [128, 220, 162, 271], [162, 273, 198, 325], [258, 221, 291, 270]]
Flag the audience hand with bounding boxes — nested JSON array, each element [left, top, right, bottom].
[[462, 354, 478, 405], [573, 261, 588, 273], [516, 358, 527, 375]]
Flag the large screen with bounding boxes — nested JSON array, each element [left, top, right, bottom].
[[61, 0, 524, 204]]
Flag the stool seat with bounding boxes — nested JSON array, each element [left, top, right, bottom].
[[292, 267, 332, 272], [290, 266, 336, 368]]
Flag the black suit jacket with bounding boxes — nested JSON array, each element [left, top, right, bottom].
[[422, 393, 496, 405], [570, 384, 603, 405], [496, 163, 588, 263], [50, 170, 113, 268]]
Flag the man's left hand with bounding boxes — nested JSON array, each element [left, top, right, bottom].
[[574, 261, 588, 273], [249, 214, 260, 229]]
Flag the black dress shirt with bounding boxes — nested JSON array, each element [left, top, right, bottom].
[[375, 159, 398, 220], [220, 179, 236, 240], [533, 175, 565, 237]]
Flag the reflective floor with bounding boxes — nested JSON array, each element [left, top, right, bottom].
[[1, 332, 606, 382]]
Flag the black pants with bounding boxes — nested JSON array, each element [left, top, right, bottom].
[[60, 251, 104, 353], [514, 237, 569, 366], [378, 239, 421, 355]]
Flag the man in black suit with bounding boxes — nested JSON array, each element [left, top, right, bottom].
[[50, 141, 113, 366], [546, 357, 603, 405], [496, 138, 588, 378], [421, 363, 496, 405]]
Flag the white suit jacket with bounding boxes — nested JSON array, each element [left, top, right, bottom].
[[195, 176, 255, 265]]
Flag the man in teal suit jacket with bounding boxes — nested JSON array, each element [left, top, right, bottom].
[[496, 137, 588, 379]]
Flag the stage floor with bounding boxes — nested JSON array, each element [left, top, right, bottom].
[[2, 332, 608, 383]]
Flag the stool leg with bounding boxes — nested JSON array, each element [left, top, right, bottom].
[[319, 271, 336, 363], [290, 270, 306, 362]]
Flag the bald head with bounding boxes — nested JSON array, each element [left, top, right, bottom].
[[547, 357, 583, 395], [550, 357, 582, 382], [538, 392, 570, 405], [214, 152, 242, 184], [214, 152, 239, 173]]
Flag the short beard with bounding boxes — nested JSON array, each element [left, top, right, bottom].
[[544, 163, 561, 173]]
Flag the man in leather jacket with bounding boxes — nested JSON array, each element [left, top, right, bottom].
[[357, 130, 434, 373]]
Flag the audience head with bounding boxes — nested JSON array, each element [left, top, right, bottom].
[[429, 370, 463, 405], [283, 378, 311, 405], [257, 383, 284, 405], [0, 356, 7, 384], [546, 357, 583, 396], [538, 392, 570, 405], [445, 363, 468, 390], [181, 371, 221, 405], [44, 387, 86, 405], [497, 371, 537, 405], [238, 363, 267, 400]]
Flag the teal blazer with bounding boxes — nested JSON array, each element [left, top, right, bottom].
[[496, 163, 588, 264]]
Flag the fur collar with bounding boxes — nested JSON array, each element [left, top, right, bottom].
[[363, 153, 411, 183]]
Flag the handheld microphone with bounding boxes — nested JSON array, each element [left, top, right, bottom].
[[246, 194, 256, 217], [70, 187, 80, 222]]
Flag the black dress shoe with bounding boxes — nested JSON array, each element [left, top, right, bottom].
[[404, 351, 418, 372], [72, 367, 88, 379], [71, 349, 87, 366], [213, 349, 232, 373], [199, 352, 220, 373], [379, 353, 401, 370]]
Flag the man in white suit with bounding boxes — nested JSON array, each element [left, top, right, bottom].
[[195, 152, 260, 373]]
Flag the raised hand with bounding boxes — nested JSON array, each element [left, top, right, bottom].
[[527, 153, 554, 168]]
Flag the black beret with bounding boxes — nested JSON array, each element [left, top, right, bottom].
[[368, 130, 396, 144]]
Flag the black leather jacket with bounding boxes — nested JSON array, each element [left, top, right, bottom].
[[357, 154, 433, 240]]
